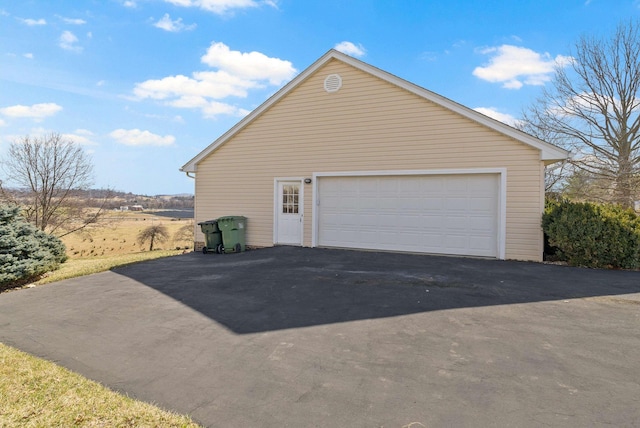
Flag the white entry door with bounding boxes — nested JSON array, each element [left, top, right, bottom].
[[275, 180, 303, 245]]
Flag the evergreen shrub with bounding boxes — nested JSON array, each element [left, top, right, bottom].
[[0, 205, 67, 289], [542, 199, 640, 269]]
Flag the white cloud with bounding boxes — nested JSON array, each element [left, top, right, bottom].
[[133, 42, 296, 119], [18, 17, 46, 26], [97, 80, 106, 87], [144, 113, 186, 123], [110, 129, 175, 146], [168, 96, 248, 118], [334, 41, 366, 58], [154, 13, 196, 32], [134, 71, 258, 100], [0, 103, 63, 120], [201, 42, 295, 85], [123, 0, 137, 7], [59, 30, 82, 52], [473, 45, 572, 90], [0, 118, 6, 127], [473, 107, 521, 127], [419, 51, 438, 62], [58, 16, 87, 25], [23, 53, 33, 59], [163, 0, 276, 14], [62, 129, 98, 145]]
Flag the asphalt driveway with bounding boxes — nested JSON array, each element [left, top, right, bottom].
[[1, 247, 639, 427]]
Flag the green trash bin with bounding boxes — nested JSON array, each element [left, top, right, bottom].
[[198, 220, 223, 254], [217, 216, 247, 253]]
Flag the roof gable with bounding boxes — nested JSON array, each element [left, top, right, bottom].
[[181, 49, 568, 173]]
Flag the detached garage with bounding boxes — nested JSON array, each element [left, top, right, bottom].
[[181, 49, 568, 261]]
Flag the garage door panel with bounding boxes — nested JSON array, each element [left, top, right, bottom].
[[424, 199, 445, 211], [359, 231, 379, 244], [446, 198, 470, 211], [318, 174, 499, 257], [359, 214, 379, 227], [422, 178, 444, 192], [400, 215, 427, 229], [472, 197, 496, 211], [360, 197, 380, 209], [446, 178, 469, 193], [469, 217, 495, 230], [399, 178, 423, 193], [469, 176, 497, 191], [470, 236, 494, 251], [422, 216, 444, 229]]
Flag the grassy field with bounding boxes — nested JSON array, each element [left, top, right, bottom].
[[26, 210, 195, 286], [62, 210, 194, 258], [0, 343, 201, 427]]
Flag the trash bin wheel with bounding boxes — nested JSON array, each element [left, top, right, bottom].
[[234, 243, 242, 253], [202, 246, 208, 254], [216, 243, 224, 254]]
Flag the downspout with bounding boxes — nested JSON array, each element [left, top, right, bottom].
[[182, 170, 197, 250]]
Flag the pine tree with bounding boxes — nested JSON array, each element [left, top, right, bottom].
[[0, 205, 67, 289]]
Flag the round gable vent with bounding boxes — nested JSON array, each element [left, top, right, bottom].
[[324, 74, 342, 93]]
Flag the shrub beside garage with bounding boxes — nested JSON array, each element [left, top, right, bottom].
[[0, 205, 67, 290], [542, 199, 640, 269]]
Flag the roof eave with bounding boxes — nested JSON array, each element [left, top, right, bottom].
[[180, 49, 570, 171], [332, 53, 571, 163]]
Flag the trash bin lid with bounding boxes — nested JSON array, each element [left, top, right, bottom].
[[217, 215, 247, 221], [197, 219, 218, 225]]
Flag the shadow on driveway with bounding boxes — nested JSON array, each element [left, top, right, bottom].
[[113, 246, 640, 334]]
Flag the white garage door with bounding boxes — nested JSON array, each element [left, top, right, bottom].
[[317, 174, 500, 257]]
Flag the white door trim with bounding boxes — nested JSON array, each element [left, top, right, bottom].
[[311, 168, 507, 259], [273, 178, 304, 246]]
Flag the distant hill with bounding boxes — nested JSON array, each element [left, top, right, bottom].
[[2, 188, 194, 210]]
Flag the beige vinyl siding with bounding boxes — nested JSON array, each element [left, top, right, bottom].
[[195, 59, 545, 261]]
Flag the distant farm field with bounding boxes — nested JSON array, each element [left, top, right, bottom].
[[2, 210, 196, 289], [62, 210, 194, 259]]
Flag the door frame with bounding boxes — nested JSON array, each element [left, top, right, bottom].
[[311, 168, 507, 259], [273, 177, 305, 246]]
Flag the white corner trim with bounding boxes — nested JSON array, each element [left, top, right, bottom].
[[311, 168, 507, 260]]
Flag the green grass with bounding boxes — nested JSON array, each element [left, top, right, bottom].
[[0, 343, 201, 427], [33, 250, 185, 286]]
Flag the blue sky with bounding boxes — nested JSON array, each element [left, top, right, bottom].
[[1, 0, 638, 195]]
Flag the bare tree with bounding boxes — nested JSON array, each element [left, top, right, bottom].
[[173, 221, 194, 243], [521, 20, 640, 208], [0, 133, 110, 236], [516, 119, 573, 193], [137, 224, 169, 251]]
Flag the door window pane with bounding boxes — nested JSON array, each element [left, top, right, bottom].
[[282, 184, 299, 214]]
